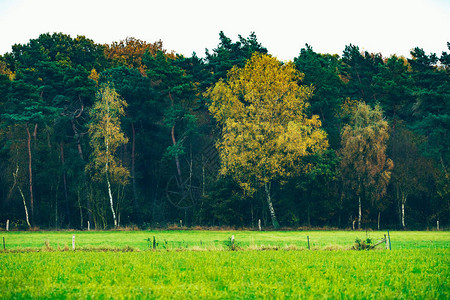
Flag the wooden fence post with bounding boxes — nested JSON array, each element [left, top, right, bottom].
[[6, 220, 9, 231], [387, 230, 391, 250], [384, 234, 388, 249], [72, 234, 75, 250], [437, 220, 439, 231], [258, 219, 261, 231], [231, 235, 235, 251], [87, 221, 90, 231], [180, 220, 183, 228]]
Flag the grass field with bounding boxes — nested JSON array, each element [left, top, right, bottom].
[[0, 230, 449, 299], [1, 230, 449, 250]]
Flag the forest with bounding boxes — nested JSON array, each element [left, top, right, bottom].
[[0, 32, 448, 230]]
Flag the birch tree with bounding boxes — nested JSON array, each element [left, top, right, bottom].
[[206, 53, 328, 228], [340, 101, 393, 229], [87, 84, 129, 227]]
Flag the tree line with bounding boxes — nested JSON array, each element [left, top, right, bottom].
[[0, 32, 448, 230]]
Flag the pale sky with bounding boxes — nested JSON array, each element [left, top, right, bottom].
[[0, 0, 449, 61]]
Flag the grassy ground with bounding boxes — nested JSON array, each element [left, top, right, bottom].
[[0, 230, 449, 250], [0, 230, 448, 298], [0, 249, 448, 298]]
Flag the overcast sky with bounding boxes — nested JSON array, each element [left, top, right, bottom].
[[0, 0, 449, 61]]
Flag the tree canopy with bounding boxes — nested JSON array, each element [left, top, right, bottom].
[[0, 32, 448, 230], [206, 53, 328, 227]]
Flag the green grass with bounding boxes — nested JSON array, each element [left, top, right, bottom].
[[0, 249, 448, 299], [0, 230, 448, 298], [0, 230, 449, 250]]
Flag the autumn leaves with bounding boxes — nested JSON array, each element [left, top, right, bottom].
[[206, 54, 328, 228]]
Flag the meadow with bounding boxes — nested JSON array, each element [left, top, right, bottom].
[[0, 230, 449, 299], [1, 230, 449, 251]]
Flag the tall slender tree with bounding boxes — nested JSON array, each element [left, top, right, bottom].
[[87, 84, 129, 227]]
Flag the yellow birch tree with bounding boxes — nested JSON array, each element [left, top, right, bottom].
[[206, 53, 328, 228], [87, 84, 129, 227], [340, 101, 393, 230]]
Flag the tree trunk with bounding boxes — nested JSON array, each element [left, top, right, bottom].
[[396, 184, 401, 227], [171, 125, 182, 180], [71, 120, 84, 160], [401, 191, 407, 229], [26, 124, 35, 226], [168, 91, 183, 185], [358, 196, 362, 230], [105, 137, 117, 228], [377, 211, 380, 231], [401, 203, 405, 228], [401, 201, 406, 229], [130, 122, 141, 223], [18, 184, 31, 228], [77, 189, 83, 229], [60, 142, 70, 227], [104, 98, 117, 228], [264, 182, 279, 229], [106, 173, 117, 227], [13, 164, 31, 228]]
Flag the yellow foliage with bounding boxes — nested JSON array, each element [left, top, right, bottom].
[[340, 101, 393, 201], [87, 84, 129, 185], [104, 37, 175, 76], [88, 68, 99, 85], [206, 53, 328, 194], [0, 61, 15, 80]]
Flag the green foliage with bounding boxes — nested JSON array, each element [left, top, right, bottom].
[[205, 31, 268, 81], [352, 237, 373, 250], [294, 44, 345, 148], [0, 32, 449, 230], [222, 236, 242, 251], [143, 50, 198, 161]]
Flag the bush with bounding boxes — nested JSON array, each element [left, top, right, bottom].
[[352, 238, 373, 250]]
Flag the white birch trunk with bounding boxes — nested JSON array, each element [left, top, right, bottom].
[[18, 185, 31, 228], [105, 124, 117, 227], [401, 192, 406, 228], [401, 203, 405, 228], [358, 196, 362, 230], [13, 165, 31, 228], [264, 182, 279, 229], [106, 171, 117, 227]]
